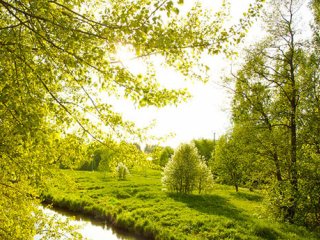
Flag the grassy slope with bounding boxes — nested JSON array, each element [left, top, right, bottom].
[[44, 169, 319, 240]]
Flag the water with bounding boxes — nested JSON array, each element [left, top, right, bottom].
[[35, 207, 142, 240]]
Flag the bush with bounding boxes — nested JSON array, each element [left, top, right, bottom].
[[197, 159, 214, 194], [162, 143, 213, 194], [116, 162, 129, 180]]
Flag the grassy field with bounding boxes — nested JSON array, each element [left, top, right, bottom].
[[43, 169, 319, 240]]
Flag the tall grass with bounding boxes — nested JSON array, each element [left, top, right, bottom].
[[43, 169, 320, 240]]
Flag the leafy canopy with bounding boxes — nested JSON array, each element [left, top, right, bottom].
[[0, 0, 264, 238], [222, 0, 320, 226]]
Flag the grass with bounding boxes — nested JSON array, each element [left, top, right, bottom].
[[43, 169, 320, 240]]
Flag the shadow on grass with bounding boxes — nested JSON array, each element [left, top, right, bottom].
[[230, 192, 263, 202], [168, 193, 245, 221], [168, 193, 283, 239], [252, 224, 279, 240]]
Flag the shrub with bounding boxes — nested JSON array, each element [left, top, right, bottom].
[[197, 159, 214, 194], [116, 162, 129, 180], [162, 143, 213, 194]]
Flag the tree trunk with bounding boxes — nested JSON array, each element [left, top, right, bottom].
[[287, 20, 299, 221], [273, 152, 283, 182], [287, 98, 298, 222]]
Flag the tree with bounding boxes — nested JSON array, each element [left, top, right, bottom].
[[84, 139, 118, 171], [146, 145, 174, 167], [295, 0, 320, 226], [162, 143, 213, 194], [0, 0, 264, 238], [214, 134, 244, 192], [144, 144, 158, 154], [227, 0, 320, 224], [150, 145, 163, 166], [192, 138, 215, 165], [159, 146, 174, 167], [57, 134, 88, 169]]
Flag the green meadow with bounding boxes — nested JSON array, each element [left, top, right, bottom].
[[43, 169, 319, 240]]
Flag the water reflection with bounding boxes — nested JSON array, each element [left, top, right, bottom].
[[36, 207, 140, 240]]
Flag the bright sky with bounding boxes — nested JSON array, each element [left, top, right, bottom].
[[112, 54, 233, 148], [109, 0, 259, 148], [111, 0, 311, 148]]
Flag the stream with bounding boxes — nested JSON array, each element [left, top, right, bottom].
[[35, 207, 142, 240]]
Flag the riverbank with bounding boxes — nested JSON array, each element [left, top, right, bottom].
[[43, 169, 320, 240]]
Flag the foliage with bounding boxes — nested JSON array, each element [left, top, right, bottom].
[[44, 169, 320, 240], [79, 140, 149, 173], [80, 140, 117, 171], [149, 145, 164, 165], [162, 143, 213, 194], [110, 141, 149, 171], [214, 134, 245, 192], [56, 134, 88, 169], [192, 138, 215, 165], [0, 0, 264, 237], [35, 207, 83, 239], [224, 0, 320, 226], [159, 146, 174, 167], [144, 144, 158, 154], [116, 162, 130, 180], [197, 159, 214, 194], [297, 146, 320, 226], [146, 145, 174, 167]]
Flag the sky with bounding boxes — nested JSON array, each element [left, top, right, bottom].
[[109, 0, 260, 148], [110, 0, 312, 148], [112, 54, 233, 148]]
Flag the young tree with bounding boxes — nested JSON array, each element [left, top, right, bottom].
[[162, 143, 213, 194], [197, 159, 214, 194], [214, 135, 244, 192], [116, 162, 130, 180], [162, 143, 199, 194]]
